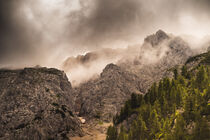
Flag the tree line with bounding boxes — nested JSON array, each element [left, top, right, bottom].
[[107, 64, 210, 140]]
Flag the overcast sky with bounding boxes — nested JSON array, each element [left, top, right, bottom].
[[0, 0, 210, 68]]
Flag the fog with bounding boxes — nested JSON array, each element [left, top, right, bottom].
[[0, 0, 210, 84], [62, 47, 140, 85]]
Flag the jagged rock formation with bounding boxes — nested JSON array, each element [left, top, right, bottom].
[[72, 30, 194, 123], [74, 64, 142, 122], [185, 50, 210, 69], [120, 30, 194, 92], [63, 48, 120, 71], [62, 47, 139, 72], [62, 47, 140, 86], [0, 67, 83, 140], [144, 30, 170, 46]]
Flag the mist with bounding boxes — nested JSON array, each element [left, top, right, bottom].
[[1, 0, 210, 83], [62, 47, 140, 85]]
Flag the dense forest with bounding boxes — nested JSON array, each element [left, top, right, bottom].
[[106, 51, 210, 140]]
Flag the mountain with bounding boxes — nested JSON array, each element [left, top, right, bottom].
[[62, 47, 140, 86], [0, 30, 201, 140], [0, 67, 83, 139], [74, 64, 142, 122], [144, 30, 170, 46], [107, 50, 210, 140], [119, 30, 194, 92], [73, 30, 195, 123], [185, 50, 210, 67]]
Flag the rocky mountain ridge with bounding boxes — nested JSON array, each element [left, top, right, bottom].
[[120, 30, 194, 92], [144, 30, 170, 46], [72, 30, 195, 123], [0, 30, 202, 140], [0, 67, 83, 140], [74, 64, 142, 122]]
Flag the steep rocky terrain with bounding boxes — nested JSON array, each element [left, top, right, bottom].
[[120, 30, 194, 92], [0, 67, 83, 140], [185, 50, 210, 69], [106, 50, 210, 140], [0, 30, 198, 140], [144, 30, 170, 46], [62, 47, 140, 86], [74, 64, 142, 122], [73, 30, 195, 124]]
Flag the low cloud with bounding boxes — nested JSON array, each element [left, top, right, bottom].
[[62, 47, 140, 86], [1, 0, 210, 70]]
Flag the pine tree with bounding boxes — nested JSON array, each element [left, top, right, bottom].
[[173, 115, 186, 140], [131, 93, 138, 108], [192, 118, 210, 140], [174, 68, 178, 80], [181, 66, 188, 78], [129, 116, 147, 140], [108, 64, 210, 139], [117, 126, 128, 140], [184, 95, 195, 122], [148, 109, 161, 139], [162, 118, 172, 139], [195, 66, 208, 91], [106, 126, 118, 140]]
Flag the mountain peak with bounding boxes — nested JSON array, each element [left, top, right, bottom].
[[100, 63, 122, 78], [103, 63, 119, 71], [156, 29, 168, 38], [144, 30, 170, 46]]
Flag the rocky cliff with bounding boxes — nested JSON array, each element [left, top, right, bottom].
[[144, 30, 170, 46], [120, 30, 194, 92], [74, 64, 142, 122], [0, 67, 83, 140], [73, 30, 195, 123]]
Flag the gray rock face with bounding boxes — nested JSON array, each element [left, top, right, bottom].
[[0, 67, 83, 140], [120, 31, 194, 93], [73, 30, 194, 122], [144, 30, 170, 46], [74, 64, 142, 122]]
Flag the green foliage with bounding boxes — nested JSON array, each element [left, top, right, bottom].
[[200, 51, 210, 65], [172, 115, 187, 140], [192, 118, 210, 140], [194, 66, 209, 91], [117, 126, 128, 140], [173, 68, 178, 80], [106, 126, 118, 140], [185, 50, 210, 65], [107, 64, 210, 140], [181, 66, 188, 78], [128, 116, 148, 140]]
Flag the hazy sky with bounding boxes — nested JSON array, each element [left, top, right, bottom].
[[0, 0, 210, 68]]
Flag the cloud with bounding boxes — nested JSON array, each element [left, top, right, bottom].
[[0, 0, 44, 67], [1, 0, 210, 68], [62, 46, 140, 86], [68, 0, 210, 49], [68, 0, 153, 48]]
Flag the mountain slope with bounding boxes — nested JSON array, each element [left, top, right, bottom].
[[74, 64, 142, 122], [0, 67, 83, 139], [107, 50, 210, 140], [73, 30, 195, 123], [120, 30, 194, 92]]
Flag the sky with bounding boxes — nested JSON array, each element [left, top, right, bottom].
[[0, 0, 210, 68]]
